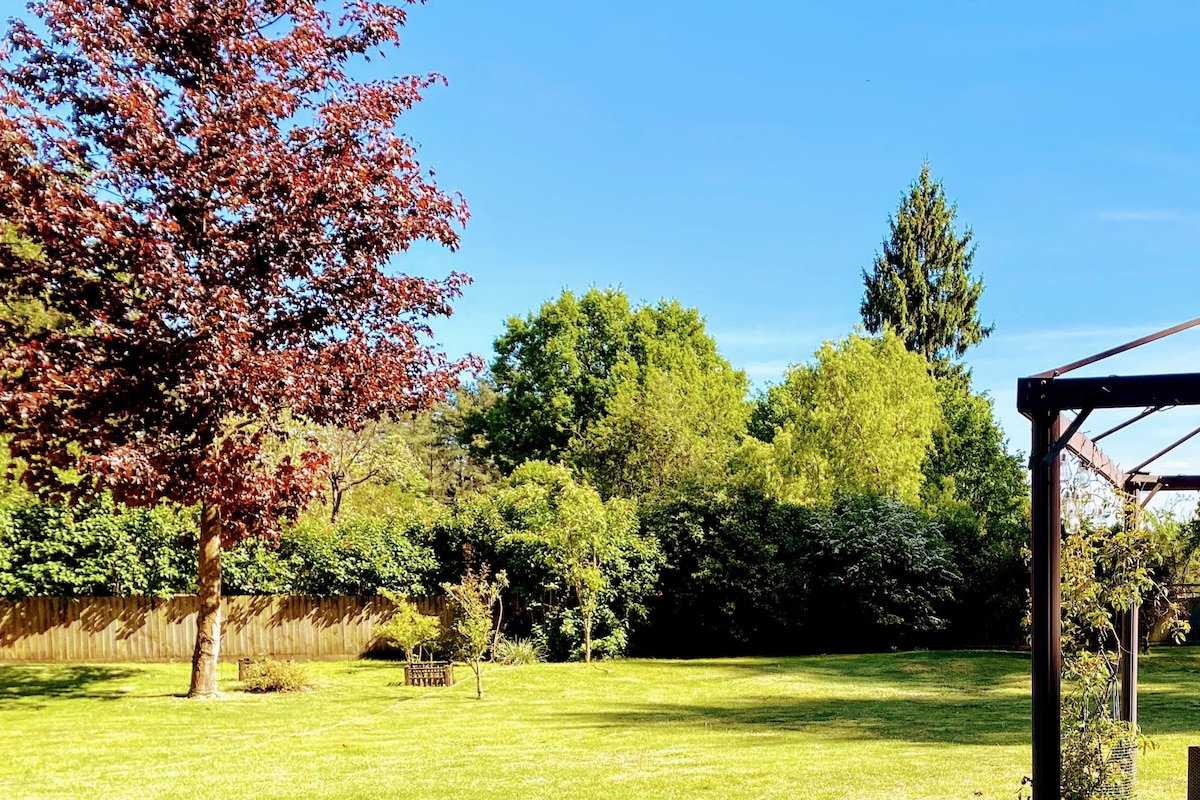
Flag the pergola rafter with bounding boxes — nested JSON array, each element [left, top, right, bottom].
[[1016, 316, 1200, 800]]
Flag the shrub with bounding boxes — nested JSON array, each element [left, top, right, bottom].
[[493, 636, 546, 665], [376, 592, 443, 661], [241, 659, 312, 693], [637, 487, 959, 656], [283, 516, 438, 596], [804, 495, 959, 651], [221, 537, 294, 595], [223, 515, 441, 597], [0, 494, 195, 599]]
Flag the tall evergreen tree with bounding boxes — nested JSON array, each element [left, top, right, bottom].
[[861, 164, 993, 370]]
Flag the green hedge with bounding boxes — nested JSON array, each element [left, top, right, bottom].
[[0, 496, 438, 599], [0, 495, 195, 598]]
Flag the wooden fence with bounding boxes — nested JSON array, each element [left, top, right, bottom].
[[0, 595, 446, 662]]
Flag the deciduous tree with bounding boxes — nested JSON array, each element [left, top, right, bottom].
[[446, 461, 660, 661], [469, 289, 748, 496], [442, 562, 506, 700], [748, 333, 941, 504], [293, 420, 424, 524], [0, 0, 471, 696]]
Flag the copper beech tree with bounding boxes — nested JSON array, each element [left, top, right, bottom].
[[0, 0, 472, 696]]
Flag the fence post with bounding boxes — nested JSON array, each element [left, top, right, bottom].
[[1190, 746, 1200, 800]]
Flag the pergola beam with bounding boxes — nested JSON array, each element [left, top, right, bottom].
[[1126, 473, 1200, 492], [1018, 372, 1200, 412], [1057, 413, 1125, 490]]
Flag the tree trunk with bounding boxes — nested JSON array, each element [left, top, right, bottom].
[[583, 611, 592, 663], [473, 659, 483, 700], [329, 475, 344, 524], [188, 502, 223, 698]]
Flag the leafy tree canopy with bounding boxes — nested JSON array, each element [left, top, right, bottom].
[[745, 332, 941, 505], [469, 288, 748, 496], [921, 379, 1026, 530]]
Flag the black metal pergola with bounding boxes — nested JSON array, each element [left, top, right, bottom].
[[1017, 317, 1200, 800]]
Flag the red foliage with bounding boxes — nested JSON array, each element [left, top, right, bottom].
[[0, 0, 474, 541]]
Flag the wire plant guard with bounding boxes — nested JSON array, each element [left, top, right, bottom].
[[1071, 668, 1136, 800]]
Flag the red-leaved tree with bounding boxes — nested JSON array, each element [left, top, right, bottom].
[[0, 0, 473, 697]]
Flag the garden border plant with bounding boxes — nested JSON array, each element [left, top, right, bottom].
[[1021, 447, 1190, 800]]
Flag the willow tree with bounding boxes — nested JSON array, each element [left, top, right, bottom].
[[0, 0, 471, 697], [861, 164, 993, 371], [749, 332, 941, 504]]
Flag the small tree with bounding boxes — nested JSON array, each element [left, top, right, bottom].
[[303, 422, 424, 524], [478, 462, 659, 661], [376, 592, 442, 662], [442, 564, 507, 700]]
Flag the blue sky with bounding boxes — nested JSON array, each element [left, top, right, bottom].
[[2, 1, 1196, 484], [376, 1, 1200, 476]]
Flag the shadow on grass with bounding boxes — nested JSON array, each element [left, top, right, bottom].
[[559, 693, 1031, 746], [0, 664, 141, 706], [636, 650, 1031, 693], [578, 648, 1200, 745]]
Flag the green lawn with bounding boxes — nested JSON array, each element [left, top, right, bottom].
[[2, 649, 1199, 799]]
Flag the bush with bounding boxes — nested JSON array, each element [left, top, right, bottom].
[[803, 495, 958, 651], [376, 592, 443, 661], [241, 658, 312, 693], [222, 515, 440, 597], [281, 516, 438, 596], [220, 537, 294, 595], [0, 494, 441, 599], [0, 494, 195, 599], [493, 636, 546, 665], [636, 485, 810, 656], [637, 486, 960, 656]]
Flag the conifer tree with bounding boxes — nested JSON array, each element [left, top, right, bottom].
[[861, 164, 993, 370]]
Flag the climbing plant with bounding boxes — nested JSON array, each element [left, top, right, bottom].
[[1056, 467, 1187, 800]]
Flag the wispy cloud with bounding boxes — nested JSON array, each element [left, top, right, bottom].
[[741, 360, 794, 381], [1092, 209, 1200, 224], [710, 327, 840, 350]]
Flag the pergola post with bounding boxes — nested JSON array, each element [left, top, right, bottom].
[[1119, 480, 1139, 728], [1018, 317, 1200, 799], [1030, 409, 1062, 800]]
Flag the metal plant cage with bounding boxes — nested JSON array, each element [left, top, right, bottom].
[[1100, 739, 1137, 800]]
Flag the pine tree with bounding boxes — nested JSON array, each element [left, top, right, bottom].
[[861, 164, 993, 370]]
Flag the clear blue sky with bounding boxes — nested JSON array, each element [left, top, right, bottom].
[[378, 1, 1200, 476], [148, 2, 1181, 479]]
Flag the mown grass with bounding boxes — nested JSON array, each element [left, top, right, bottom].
[[1, 648, 1199, 799]]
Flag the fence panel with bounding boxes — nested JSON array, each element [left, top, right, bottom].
[[0, 595, 447, 662]]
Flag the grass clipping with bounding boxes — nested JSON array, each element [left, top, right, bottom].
[[241, 659, 312, 693]]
